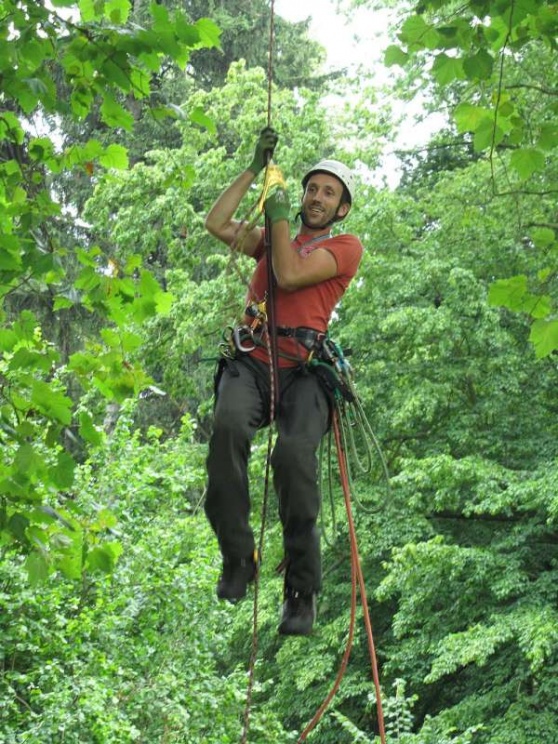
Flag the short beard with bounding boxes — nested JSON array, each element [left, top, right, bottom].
[[299, 197, 344, 229], [299, 206, 335, 230]]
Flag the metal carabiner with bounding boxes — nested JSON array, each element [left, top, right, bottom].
[[233, 325, 256, 353]]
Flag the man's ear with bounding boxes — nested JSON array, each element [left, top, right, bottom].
[[337, 202, 350, 219]]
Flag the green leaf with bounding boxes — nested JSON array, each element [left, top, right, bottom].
[[531, 228, 555, 249], [25, 551, 50, 585], [105, 0, 131, 24], [524, 294, 552, 319], [473, 119, 503, 152], [150, 1, 170, 31], [190, 106, 216, 133], [0, 243, 22, 270], [15, 442, 44, 477], [194, 17, 221, 50], [156, 290, 174, 315], [174, 12, 201, 46], [31, 381, 73, 425], [79, 411, 104, 446], [58, 549, 83, 580], [454, 102, 492, 134], [432, 53, 464, 85], [28, 137, 56, 164], [537, 123, 558, 151], [86, 541, 122, 573], [81, 139, 105, 161], [49, 451, 76, 490], [93, 508, 118, 531], [99, 144, 129, 170], [399, 15, 433, 50], [100, 328, 143, 351], [529, 318, 558, 358], [509, 148, 545, 179], [100, 93, 134, 131], [130, 68, 151, 98], [20, 39, 49, 69], [78, 0, 97, 22], [7, 512, 30, 542], [0, 111, 25, 143], [384, 44, 410, 67], [13, 311, 38, 341], [488, 275, 527, 310], [463, 49, 494, 80], [70, 85, 94, 118], [10, 79, 40, 114], [488, 276, 551, 318], [53, 296, 75, 310], [0, 329, 18, 351], [8, 348, 53, 373]]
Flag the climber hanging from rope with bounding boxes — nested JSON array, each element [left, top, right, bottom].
[[203, 127, 363, 636]]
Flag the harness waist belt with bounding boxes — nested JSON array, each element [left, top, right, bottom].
[[276, 326, 326, 351]]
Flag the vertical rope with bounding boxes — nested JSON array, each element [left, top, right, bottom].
[[240, 2, 276, 741], [240, 337, 275, 742], [264, 0, 279, 409], [266, 0, 275, 128]]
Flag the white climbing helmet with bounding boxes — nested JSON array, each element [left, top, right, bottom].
[[301, 159, 356, 204]]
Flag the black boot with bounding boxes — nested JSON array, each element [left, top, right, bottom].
[[278, 586, 317, 636], [216, 553, 257, 603]]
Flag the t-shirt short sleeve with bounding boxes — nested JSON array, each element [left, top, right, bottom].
[[324, 234, 363, 280]]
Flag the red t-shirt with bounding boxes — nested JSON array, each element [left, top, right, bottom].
[[243, 231, 363, 367]]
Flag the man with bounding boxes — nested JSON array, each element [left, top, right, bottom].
[[204, 128, 363, 635]]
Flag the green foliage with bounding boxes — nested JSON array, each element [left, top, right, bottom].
[[0, 0, 218, 571], [380, 0, 558, 354], [0, 405, 289, 742], [3, 1, 558, 742]]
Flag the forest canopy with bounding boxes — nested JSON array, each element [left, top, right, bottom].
[[1, 0, 558, 742]]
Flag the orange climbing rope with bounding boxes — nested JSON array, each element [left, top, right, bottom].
[[302, 409, 387, 742]]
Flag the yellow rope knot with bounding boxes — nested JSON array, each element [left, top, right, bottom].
[[231, 164, 287, 254], [257, 164, 287, 213]]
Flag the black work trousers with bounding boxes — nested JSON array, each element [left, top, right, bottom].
[[204, 354, 330, 594]]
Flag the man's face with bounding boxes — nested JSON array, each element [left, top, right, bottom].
[[301, 173, 350, 229]]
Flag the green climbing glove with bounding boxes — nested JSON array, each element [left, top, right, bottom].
[[248, 127, 279, 175], [264, 185, 290, 224]]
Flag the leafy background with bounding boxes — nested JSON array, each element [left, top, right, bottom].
[[1, 0, 558, 741]]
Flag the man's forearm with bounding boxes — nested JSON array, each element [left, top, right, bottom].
[[204, 169, 256, 242]]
